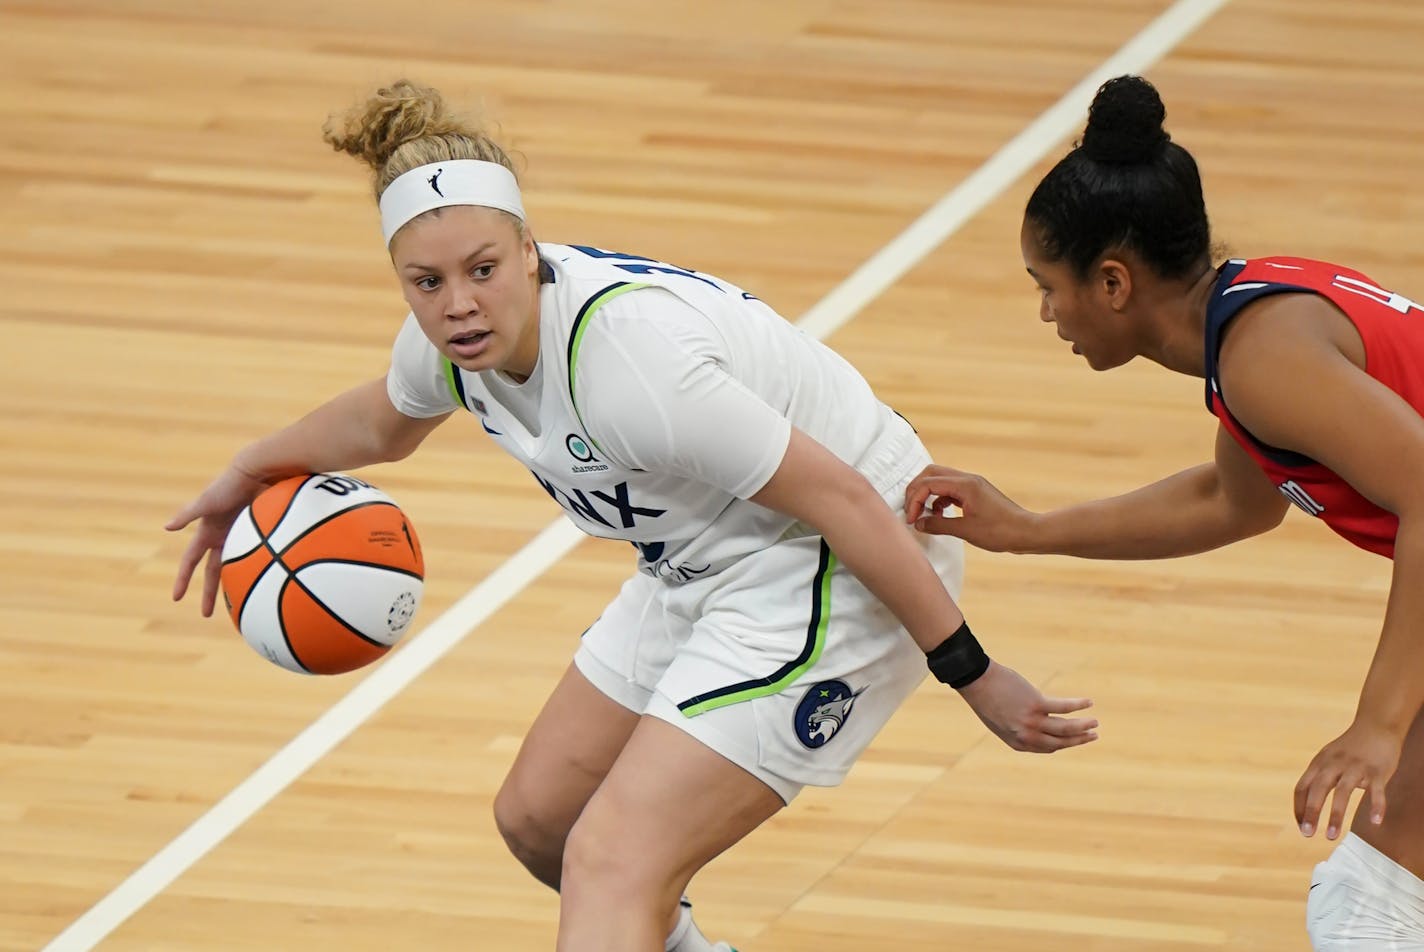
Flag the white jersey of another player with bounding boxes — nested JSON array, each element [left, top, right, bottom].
[[387, 241, 910, 582]]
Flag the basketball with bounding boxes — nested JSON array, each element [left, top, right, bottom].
[[219, 473, 425, 675]]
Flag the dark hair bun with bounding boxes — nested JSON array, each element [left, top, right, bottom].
[[1082, 75, 1169, 164]]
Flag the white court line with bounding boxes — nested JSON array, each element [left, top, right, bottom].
[[42, 1, 1231, 948]]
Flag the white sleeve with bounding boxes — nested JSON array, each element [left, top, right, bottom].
[[386, 314, 460, 418], [573, 289, 792, 499]]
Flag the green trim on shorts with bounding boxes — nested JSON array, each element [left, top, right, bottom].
[[676, 540, 836, 717]]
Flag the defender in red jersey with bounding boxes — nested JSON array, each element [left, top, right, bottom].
[[908, 76, 1424, 949], [1207, 256, 1424, 558]]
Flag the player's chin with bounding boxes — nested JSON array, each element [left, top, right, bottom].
[[1082, 348, 1132, 372]]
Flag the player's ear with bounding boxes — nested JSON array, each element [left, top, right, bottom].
[[1099, 257, 1132, 312]]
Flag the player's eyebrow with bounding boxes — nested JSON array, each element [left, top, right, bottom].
[[402, 242, 498, 272]]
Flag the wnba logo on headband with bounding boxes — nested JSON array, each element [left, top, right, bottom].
[[379, 159, 525, 246]]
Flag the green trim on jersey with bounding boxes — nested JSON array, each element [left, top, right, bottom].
[[677, 541, 836, 717], [566, 281, 653, 450], [441, 358, 466, 409], [437, 280, 653, 425]]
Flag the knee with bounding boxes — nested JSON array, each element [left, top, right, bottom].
[[561, 810, 682, 911], [559, 811, 613, 887], [1304, 855, 1363, 952], [492, 781, 567, 880]]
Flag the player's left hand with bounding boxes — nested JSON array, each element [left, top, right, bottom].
[[1293, 717, 1403, 839]]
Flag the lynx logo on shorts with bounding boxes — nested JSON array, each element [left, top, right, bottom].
[[793, 680, 865, 750]]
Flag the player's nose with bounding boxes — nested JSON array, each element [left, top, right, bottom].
[[446, 275, 480, 318]]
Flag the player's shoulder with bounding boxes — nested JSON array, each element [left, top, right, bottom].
[[1222, 256, 1369, 334], [391, 311, 438, 357], [1218, 278, 1351, 384], [1227, 255, 1363, 288], [540, 244, 678, 312]]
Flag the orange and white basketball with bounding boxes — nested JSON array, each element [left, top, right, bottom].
[[219, 473, 424, 675]]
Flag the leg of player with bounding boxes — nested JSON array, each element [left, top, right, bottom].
[[493, 663, 640, 889], [556, 715, 784, 951], [493, 665, 724, 949], [1307, 709, 1424, 950]]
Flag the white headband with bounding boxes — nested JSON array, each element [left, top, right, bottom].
[[378, 159, 526, 247]]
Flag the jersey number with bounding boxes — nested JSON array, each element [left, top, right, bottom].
[[570, 244, 722, 290], [569, 244, 758, 300], [1332, 275, 1422, 315]]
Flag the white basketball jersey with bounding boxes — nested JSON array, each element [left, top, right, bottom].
[[387, 242, 911, 582]]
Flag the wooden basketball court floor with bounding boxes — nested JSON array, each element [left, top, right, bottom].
[[4, 0, 1423, 948]]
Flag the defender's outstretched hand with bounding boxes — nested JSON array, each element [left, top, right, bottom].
[[905, 464, 1038, 553]]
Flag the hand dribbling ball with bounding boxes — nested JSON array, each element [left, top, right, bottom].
[[220, 474, 424, 674]]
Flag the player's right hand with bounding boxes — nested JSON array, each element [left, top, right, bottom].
[[904, 464, 1037, 553], [166, 465, 272, 617]]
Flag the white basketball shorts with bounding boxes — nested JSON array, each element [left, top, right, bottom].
[[573, 432, 963, 803], [1307, 833, 1424, 950]]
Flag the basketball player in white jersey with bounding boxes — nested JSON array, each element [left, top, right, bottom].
[[168, 80, 1100, 951]]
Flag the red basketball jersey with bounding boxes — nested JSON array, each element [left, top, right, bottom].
[[1205, 257, 1424, 558]]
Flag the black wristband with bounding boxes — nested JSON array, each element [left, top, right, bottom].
[[925, 620, 991, 689]]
